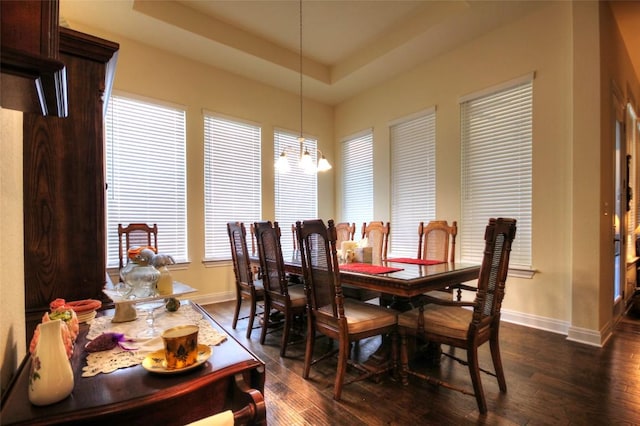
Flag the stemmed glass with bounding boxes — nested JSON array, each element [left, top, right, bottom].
[[136, 300, 166, 339]]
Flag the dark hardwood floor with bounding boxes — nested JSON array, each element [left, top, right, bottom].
[[202, 300, 640, 425]]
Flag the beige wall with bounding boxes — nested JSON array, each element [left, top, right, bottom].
[[334, 1, 640, 344], [0, 107, 25, 393], [336, 3, 575, 327]]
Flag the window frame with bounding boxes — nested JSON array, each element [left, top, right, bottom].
[[104, 92, 188, 268], [203, 111, 262, 261], [389, 108, 437, 257], [341, 129, 374, 225], [460, 74, 534, 272]]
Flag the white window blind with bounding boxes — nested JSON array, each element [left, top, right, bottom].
[[105, 94, 188, 267], [390, 110, 436, 256], [274, 129, 317, 255], [204, 113, 262, 260], [342, 131, 373, 225], [460, 77, 533, 268]]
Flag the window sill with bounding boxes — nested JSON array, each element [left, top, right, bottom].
[[203, 259, 233, 268], [508, 267, 536, 279]]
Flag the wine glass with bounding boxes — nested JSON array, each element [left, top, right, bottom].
[[136, 300, 166, 339]]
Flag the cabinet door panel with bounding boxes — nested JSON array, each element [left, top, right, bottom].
[[23, 28, 118, 339]]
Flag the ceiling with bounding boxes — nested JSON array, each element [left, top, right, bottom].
[[60, 0, 639, 106]]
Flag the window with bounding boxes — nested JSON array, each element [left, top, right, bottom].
[[105, 94, 187, 267], [390, 109, 436, 256], [204, 113, 262, 260], [460, 75, 533, 268], [342, 130, 373, 224], [274, 129, 317, 255]]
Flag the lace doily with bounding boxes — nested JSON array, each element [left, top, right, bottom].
[[81, 304, 227, 377]]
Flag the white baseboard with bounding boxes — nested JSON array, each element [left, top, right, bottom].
[[501, 308, 570, 335], [192, 295, 611, 347], [567, 321, 613, 348], [189, 291, 235, 307], [501, 308, 609, 347]]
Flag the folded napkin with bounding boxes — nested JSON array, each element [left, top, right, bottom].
[[339, 263, 403, 274], [185, 410, 234, 426], [386, 258, 445, 265]]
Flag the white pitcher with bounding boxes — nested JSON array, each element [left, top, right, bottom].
[[28, 319, 74, 406]]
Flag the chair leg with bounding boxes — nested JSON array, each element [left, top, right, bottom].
[[232, 296, 242, 330], [246, 298, 257, 339], [390, 331, 398, 381], [400, 332, 409, 386], [303, 316, 315, 379], [259, 300, 270, 345], [280, 310, 292, 357], [467, 346, 487, 414], [333, 335, 350, 401], [490, 333, 507, 392]]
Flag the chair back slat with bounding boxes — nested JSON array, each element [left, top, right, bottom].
[[254, 221, 288, 295], [227, 222, 254, 286], [472, 218, 516, 324], [297, 219, 343, 319]]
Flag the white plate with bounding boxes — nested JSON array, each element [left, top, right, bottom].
[[141, 344, 211, 374]]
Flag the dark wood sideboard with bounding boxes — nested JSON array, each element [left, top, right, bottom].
[[0, 302, 266, 425], [22, 27, 119, 342], [1, 0, 67, 117]]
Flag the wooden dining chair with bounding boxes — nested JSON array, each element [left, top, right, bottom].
[[417, 220, 457, 262], [361, 221, 390, 263], [227, 222, 265, 339], [296, 219, 397, 401], [398, 217, 517, 414], [418, 220, 476, 301], [118, 223, 158, 272], [254, 221, 307, 357], [335, 222, 356, 250]]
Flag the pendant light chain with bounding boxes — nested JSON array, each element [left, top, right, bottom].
[[299, 0, 304, 142]]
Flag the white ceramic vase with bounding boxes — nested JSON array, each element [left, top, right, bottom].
[[28, 319, 74, 406], [156, 265, 173, 295]]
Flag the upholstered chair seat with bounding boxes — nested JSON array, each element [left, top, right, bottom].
[[287, 284, 307, 308], [319, 299, 397, 334], [398, 304, 473, 340]]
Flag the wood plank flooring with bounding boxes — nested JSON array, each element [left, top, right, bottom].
[[202, 301, 640, 425]]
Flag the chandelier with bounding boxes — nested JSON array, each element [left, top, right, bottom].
[[276, 0, 332, 175]]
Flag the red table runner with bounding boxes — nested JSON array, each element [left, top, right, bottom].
[[339, 263, 403, 274], [385, 258, 445, 265]]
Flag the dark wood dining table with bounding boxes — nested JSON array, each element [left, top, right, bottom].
[[283, 252, 481, 302], [279, 253, 481, 370]]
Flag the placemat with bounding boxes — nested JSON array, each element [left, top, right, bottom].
[[339, 263, 403, 274], [81, 303, 227, 377], [386, 258, 445, 265]]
